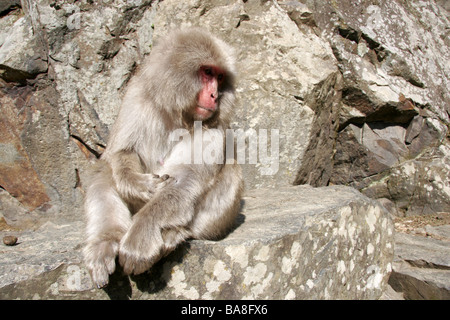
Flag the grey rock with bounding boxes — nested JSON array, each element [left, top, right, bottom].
[[0, 221, 83, 292], [390, 261, 450, 300], [0, 0, 20, 15], [389, 231, 450, 299], [294, 73, 343, 186], [295, 0, 450, 215], [425, 225, 450, 240], [387, 155, 450, 215], [379, 284, 405, 300], [0, 185, 394, 300], [0, 12, 47, 83], [360, 123, 408, 168], [280, 1, 317, 29], [376, 198, 401, 217], [394, 232, 449, 268], [405, 115, 424, 145]]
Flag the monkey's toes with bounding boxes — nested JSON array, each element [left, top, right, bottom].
[[93, 272, 109, 288], [84, 240, 119, 288], [89, 262, 113, 288]]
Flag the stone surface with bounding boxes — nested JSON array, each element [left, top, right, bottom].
[[0, 185, 393, 300], [0, 7, 48, 84], [389, 224, 450, 299], [0, 86, 50, 212]]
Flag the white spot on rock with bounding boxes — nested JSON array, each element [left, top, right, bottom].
[[243, 263, 267, 286], [213, 260, 231, 282], [225, 245, 248, 268], [337, 260, 346, 274], [249, 272, 273, 299], [255, 245, 270, 261], [367, 243, 374, 255], [365, 265, 383, 290], [166, 265, 199, 299], [291, 241, 302, 257], [386, 263, 392, 273], [282, 256, 295, 274], [365, 206, 379, 232], [338, 206, 352, 237], [204, 260, 232, 298], [285, 289, 296, 300]]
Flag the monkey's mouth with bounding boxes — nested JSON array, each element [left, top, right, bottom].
[[195, 105, 215, 118], [196, 105, 215, 112]]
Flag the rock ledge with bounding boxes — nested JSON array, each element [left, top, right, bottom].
[[0, 185, 393, 300]]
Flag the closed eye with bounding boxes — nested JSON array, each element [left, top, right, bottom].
[[203, 67, 213, 76]]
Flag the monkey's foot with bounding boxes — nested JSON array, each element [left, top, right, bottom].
[[83, 240, 119, 288]]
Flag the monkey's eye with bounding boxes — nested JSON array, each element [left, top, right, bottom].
[[217, 73, 224, 83], [203, 67, 213, 76]]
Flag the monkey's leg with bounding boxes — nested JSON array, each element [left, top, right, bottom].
[[189, 163, 243, 240], [118, 167, 206, 275], [118, 164, 243, 275], [83, 166, 132, 288], [118, 193, 194, 274]]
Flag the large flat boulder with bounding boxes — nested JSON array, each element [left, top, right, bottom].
[[0, 185, 393, 299]]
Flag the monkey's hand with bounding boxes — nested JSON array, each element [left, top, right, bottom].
[[118, 185, 194, 275], [115, 173, 173, 203], [118, 214, 164, 275], [140, 173, 173, 199], [149, 173, 172, 190]]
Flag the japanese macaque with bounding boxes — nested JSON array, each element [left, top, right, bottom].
[[82, 28, 243, 288]]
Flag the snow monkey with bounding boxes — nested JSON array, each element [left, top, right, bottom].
[[83, 28, 243, 288]]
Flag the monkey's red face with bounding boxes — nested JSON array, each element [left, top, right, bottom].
[[196, 65, 225, 120]]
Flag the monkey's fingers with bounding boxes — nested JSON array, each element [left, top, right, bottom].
[[118, 227, 163, 275], [156, 176, 175, 191], [119, 251, 154, 275], [142, 173, 171, 191], [149, 173, 170, 180]]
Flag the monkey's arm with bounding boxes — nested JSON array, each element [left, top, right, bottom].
[[118, 163, 221, 275], [108, 150, 169, 203]]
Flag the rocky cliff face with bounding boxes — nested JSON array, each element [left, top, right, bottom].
[[0, 0, 448, 299], [289, 1, 449, 217], [0, 0, 448, 224]]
